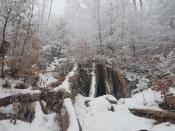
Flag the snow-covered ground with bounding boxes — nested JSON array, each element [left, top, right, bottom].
[[0, 78, 35, 98], [0, 87, 175, 131], [74, 89, 175, 131], [0, 64, 175, 131], [0, 102, 60, 131]]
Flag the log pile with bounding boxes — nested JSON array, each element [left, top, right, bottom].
[[0, 64, 80, 109], [0, 64, 81, 131]]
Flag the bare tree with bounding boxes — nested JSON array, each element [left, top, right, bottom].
[[41, 0, 46, 22], [21, 0, 35, 56], [95, 0, 103, 54], [0, 0, 14, 78], [0, 0, 40, 76], [120, 0, 129, 47], [139, 0, 143, 8], [48, 0, 53, 22], [85, 0, 103, 55]]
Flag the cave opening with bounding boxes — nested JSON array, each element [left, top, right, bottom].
[[96, 64, 106, 97]]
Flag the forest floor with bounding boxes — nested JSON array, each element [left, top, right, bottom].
[[0, 56, 175, 131], [1, 88, 175, 131], [74, 89, 175, 131]]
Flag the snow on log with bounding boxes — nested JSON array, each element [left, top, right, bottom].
[[54, 64, 79, 96], [129, 108, 175, 123], [89, 63, 97, 97], [63, 98, 80, 131]]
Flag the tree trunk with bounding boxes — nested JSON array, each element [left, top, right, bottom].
[[41, 0, 46, 22], [1, 18, 8, 78], [48, 0, 53, 22]]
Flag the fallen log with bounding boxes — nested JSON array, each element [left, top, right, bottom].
[[61, 98, 80, 131], [0, 91, 64, 112], [129, 108, 175, 123]]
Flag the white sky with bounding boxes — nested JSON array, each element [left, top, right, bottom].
[[52, 0, 65, 15]]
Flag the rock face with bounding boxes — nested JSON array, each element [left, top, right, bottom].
[[111, 67, 130, 99], [66, 62, 130, 99], [95, 63, 130, 99]]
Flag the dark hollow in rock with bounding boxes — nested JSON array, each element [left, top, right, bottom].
[[96, 64, 106, 97]]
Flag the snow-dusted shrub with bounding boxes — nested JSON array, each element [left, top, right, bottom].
[[151, 55, 165, 64], [73, 39, 94, 65], [152, 75, 175, 95]]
